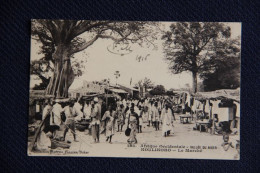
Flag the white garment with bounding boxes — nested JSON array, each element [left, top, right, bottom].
[[36, 104, 40, 113], [122, 99, 126, 108], [134, 106, 140, 115], [36, 131, 51, 150], [152, 106, 159, 122], [161, 108, 174, 136], [139, 111, 143, 126], [158, 102, 162, 111], [73, 102, 83, 121], [51, 103, 63, 125], [63, 105, 71, 117], [186, 93, 191, 106], [144, 99, 148, 105], [83, 104, 91, 120], [148, 104, 153, 121], [234, 102, 240, 117], [205, 100, 210, 114], [42, 105, 52, 120]]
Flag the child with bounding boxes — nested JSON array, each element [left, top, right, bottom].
[[221, 133, 234, 151]]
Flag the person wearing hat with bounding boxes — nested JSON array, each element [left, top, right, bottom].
[[90, 97, 101, 143]]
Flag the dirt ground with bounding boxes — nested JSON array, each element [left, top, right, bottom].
[[29, 113, 240, 160]]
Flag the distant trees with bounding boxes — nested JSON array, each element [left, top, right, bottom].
[[149, 85, 166, 95], [162, 22, 235, 93], [135, 77, 154, 90]]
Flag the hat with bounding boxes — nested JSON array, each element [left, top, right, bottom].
[[94, 97, 98, 102]]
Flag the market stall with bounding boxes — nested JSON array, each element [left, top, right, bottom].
[[193, 88, 240, 134]]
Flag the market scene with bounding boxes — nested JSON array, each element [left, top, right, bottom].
[[28, 20, 241, 159]]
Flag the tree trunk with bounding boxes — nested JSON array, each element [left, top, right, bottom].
[[45, 45, 74, 98], [192, 71, 198, 93]]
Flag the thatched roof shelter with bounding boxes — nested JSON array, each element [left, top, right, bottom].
[[194, 88, 240, 102]]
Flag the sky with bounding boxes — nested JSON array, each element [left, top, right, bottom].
[[30, 22, 241, 90]]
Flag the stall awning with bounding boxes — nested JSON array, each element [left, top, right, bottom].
[[194, 88, 240, 102], [109, 88, 128, 94]]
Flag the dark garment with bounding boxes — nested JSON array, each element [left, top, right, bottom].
[[124, 106, 129, 114], [94, 104, 102, 120], [91, 124, 100, 141], [43, 114, 51, 133]]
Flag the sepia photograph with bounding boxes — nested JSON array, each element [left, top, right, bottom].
[[28, 20, 241, 160]]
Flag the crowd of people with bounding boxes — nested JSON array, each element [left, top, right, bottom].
[[33, 96, 177, 151]]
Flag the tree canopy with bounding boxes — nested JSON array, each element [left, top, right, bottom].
[[31, 20, 157, 97], [149, 85, 166, 95], [201, 38, 241, 91], [162, 22, 233, 93]]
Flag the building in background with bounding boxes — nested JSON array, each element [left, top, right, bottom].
[[69, 81, 106, 98]]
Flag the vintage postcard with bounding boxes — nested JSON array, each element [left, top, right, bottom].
[[28, 20, 241, 159]]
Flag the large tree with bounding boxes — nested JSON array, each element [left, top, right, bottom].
[[31, 20, 156, 98], [162, 22, 232, 93], [200, 38, 241, 91]]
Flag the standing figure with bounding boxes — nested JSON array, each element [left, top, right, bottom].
[[127, 107, 139, 144], [161, 104, 174, 137], [90, 97, 101, 143], [116, 104, 125, 132], [124, 101, 130, 126], [102, 105, 116, 143], [63, 101, 78, 142], [138, 106, 144, 133], [50, 100, 64, 135], [147, 101, 154, 127], [83, 100, 92, 121], [35, 99, 53, 151], [153, 102, 160, 131], [73, 98, 83, 121]]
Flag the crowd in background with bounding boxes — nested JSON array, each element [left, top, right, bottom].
[[33, 96, 177, 151]]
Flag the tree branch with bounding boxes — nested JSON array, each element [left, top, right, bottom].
[[69, 35, 99, 54]]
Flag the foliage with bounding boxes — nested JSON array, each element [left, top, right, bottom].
[[135, 77, 154, 89], [31, 20, 158, 97], [162, 22, 233, 93], [149, 85, 166, 95], [201, 38, 241, 91]]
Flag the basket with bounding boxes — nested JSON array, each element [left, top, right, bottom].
[[51, 139, 70, 149], [76, 124, 86, 132], [125, 128, 131, 136]]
